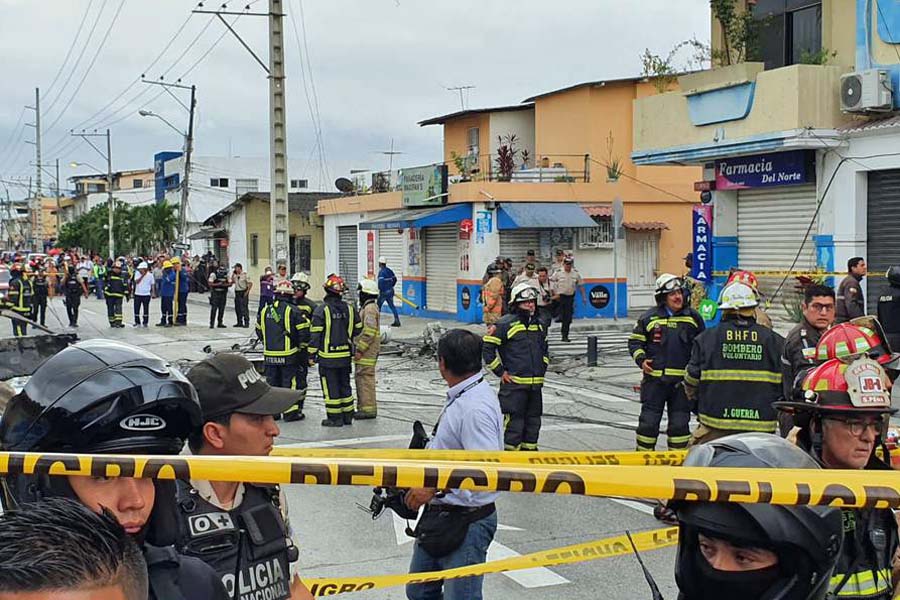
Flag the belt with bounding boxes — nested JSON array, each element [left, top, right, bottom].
[[430, 502, 496, 520]]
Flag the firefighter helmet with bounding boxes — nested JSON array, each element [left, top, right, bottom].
[[275, 280, 294, 296], [815, 323, 881, 362], [727, 269, 760, 291], [170, 256, 181, 265], [717, 281, 759, 310], [291, 271, 310, 291], [323, 274, 346, 295], [655, 273, 684, 295], [888, 266, 900, 288], [358, 278, 379, 297], [510, 282, 539, 305], [849, 316, 900, 369]]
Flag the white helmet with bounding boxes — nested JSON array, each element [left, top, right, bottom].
[[718, 281, 759, 310], [378, 256, 387, 265], [510, 282, 539, 304], [137, 261, 149, 270], [655, 273, 684, 295], [358, 277, 379, 296], [291, 271, 310, 291]]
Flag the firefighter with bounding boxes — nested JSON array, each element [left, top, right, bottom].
[[877, 265, 900, 351], [4, 263, 33, 336], [774, 356, 898, 599], [684, 281, 785, 444], [353, 278, 380, 420], [257, 280, 310, 422], [103, 261, 128, 328], [207, 263, 231, 329], [291, 271, 317, 318], [483, 282, 549, 450], [308, 274, 362, 427], [727, 269, 772, 328], [30, 266, 48, 326], [628, 274, 705, 451], [812, 317, 900, 377]]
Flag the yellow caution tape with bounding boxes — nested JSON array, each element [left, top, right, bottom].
[[5, 451, 900, 508], [303, 526, 679, 596], [271, 447, 687, 467]]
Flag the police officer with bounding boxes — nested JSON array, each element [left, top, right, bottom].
[[0, 339, 229, 600], [5, 263, 33, 336], [354, 278, 381, 420], [208, 264, 232, 329], [877, 265, 900, 351], [257, 280, 310, 422], [837, 256, 867, 323], [290, 271, 317, 318], [177, 353, 312, 600], [62, 264, 87, 327], [30, 266, 48, 326], [628, 274, 705, 451], [684, 281, 785, 444], [104, 261, 128, 328], [775, 356, 899, 599], [549, 256, 586, 342], [309, 274, 362, 427], [483, 282, 549, 450], [672, 433, 843, 600]]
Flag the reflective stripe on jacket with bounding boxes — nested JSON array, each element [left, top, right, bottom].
[[483, 313, 549, 386], [627, 305, 705, 380], [256, 300, 310, 361], [354, 300, 380, 367], [308, 295, 362, 367]]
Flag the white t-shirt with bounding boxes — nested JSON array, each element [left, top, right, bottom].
[[133, 270, 153, 296]]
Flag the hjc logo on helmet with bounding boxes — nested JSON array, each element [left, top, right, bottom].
[[119, 414, 167, 431], [237, 367, 263, 390]]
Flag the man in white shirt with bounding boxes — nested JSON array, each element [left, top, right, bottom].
[[132, 261, 153, 327]]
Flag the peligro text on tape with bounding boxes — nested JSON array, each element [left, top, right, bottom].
[[271, 447, 686, 467], [711, 270, 844, 277], [4, 451, 900, 508], [303, 526, 679, 596]]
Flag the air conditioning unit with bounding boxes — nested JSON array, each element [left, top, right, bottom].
[[841, 69, 893, 113]]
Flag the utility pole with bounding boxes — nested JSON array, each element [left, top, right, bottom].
[[55, 158, 60, 239], [72, 129, 115, 257], [181, 85, 196, 244], [25, 87, 43, 250]]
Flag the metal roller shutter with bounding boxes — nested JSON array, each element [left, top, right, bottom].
[[378, 231, 404, 304], [499, 230, 541, 268], [338, 226, 359, 301], [867, 170, 900, 313], [425, 225, 457, 313], [738, 185, 817, 321]]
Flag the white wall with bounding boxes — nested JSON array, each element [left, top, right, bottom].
[[227, 204, 248, 269], [489, 110, 536, 168]]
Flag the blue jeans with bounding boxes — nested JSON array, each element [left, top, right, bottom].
[[406, 510, 497, 600], [378, 292, 401, 323]]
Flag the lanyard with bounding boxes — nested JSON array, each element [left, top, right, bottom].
[[432, 376, 484, 438]]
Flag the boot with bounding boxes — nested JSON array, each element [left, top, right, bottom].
[[342, 412, 354, 425], [391, 320, 401, 327], [353, 410, 376, 420], [321, 417, 343, 427], [217, 322, 227, 328], [283, 403, 305, 422]]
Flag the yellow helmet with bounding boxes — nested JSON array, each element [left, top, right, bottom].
[[162, 260, 173, 269], [170, 257, 181, 265]]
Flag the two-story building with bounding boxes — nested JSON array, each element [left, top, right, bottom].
[[64, 168, 157, 225], [320, 77, 700, 323], [633, 0, 900, 318]]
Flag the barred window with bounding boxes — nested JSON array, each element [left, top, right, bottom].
[[579, 216, 614, 248]]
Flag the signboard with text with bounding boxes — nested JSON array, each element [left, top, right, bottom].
[[691, 205, 712, 284], [400, 165, 448, 207], [715, 150, 812, 190]]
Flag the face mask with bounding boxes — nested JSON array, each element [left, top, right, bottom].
[[691, 554, 782, 600]]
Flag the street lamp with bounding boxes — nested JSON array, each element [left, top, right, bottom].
[[138, 110, 186, 137], [139, 108, 192, 244]]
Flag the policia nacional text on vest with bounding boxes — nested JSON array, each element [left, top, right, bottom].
[[174, 481, 298, 600]]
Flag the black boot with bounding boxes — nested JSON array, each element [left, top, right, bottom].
[[342, 412, 354, 425], [321, 417, 343, 427], [353, 410, 376, 420]]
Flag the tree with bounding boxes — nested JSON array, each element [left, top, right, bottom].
[[56, 200, 178, 256]]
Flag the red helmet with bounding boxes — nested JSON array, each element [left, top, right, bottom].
[[323, 274, 346, 295], [848, 316, 900, 369], [815, 323, 882, 363], [727, 269, 759, 291]]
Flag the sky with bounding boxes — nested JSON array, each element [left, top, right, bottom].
[[0, 0, 710, 200]]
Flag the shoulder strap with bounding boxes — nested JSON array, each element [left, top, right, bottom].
[[144, 545, 187, 600]]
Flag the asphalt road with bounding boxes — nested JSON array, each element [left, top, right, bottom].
[[33, 294, 680, 600]]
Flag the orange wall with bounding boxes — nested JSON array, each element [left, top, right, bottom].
[[533, 86, 591, 173], [443, 114, 491, 176]]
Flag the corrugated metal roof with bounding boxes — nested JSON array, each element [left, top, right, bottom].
[[624, 221, 668, 231], [839, 115, 900, 133]]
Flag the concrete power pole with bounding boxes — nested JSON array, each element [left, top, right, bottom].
[[27, 87, 43, 250], [269, 0, 290, 271], [180, 85, 196, 243], [55, 158, 60, 240], [106, 129, 114, 258]]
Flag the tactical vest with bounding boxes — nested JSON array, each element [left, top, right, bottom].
[[211, 272, 229, 297], [64, 276, 83, 297], [31, 276, 48, 299], [174, 481, 295, 600]]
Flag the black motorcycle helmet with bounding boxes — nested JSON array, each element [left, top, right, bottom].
[[673, 433, 842, 600], [887, 266, 900, 288], [0, 340, 201, 545]]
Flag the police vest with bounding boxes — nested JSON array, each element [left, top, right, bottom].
[[31, 276, 48, 299], [64, 276, 83, 297], [877, 288, 900, 351], [211, 273, 229, 297], [684, 318, 783, 433], [829, 506, 898, 599], [174, 481, 294, 600], [483, 313, 549, 386]]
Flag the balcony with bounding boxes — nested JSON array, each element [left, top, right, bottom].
[[632, 62, 850, 165]]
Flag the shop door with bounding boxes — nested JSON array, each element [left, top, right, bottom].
[[378, 230, 404, 304], [424, 224, 457, 313], [337, 225, 359, 302], [626, 230, 659, 308], [738, 185, 817, 321], [867, 170, 900, 313]]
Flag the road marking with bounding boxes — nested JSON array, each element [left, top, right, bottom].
[[543, 380, 630, 403], [607, 497, 656, 516]]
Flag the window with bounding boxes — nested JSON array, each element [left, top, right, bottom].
[[210, 178, 229, 188], [578, 216, 614, 248], [235, 178, 259, 196], [467, 127, 479, 155], [290, 179, 308, 189], [132, 179, 143, 188], [87, 183, 106, 194], [753, 1, 822, 70], [250, 234, 259, 267]]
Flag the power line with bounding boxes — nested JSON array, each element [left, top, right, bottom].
[[43, 0, 97, 99], [587, 156, 695, 203]]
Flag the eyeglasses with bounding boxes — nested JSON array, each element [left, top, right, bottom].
[[826, 417, 884, 436], [808, 302, 835, 313]]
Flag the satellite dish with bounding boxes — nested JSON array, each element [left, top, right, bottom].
[[335, 177, 355, 193]]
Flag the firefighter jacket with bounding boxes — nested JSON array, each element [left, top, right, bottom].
[[483, 313, 549, 386], [6, 276, 33, 314], [293, 296, 317, 319], [308, 294, 362, 368], [174, 480, 294, 600], [31, 275, 48, 300], [354, 299, 380, 367], [684, 316, 784, 433], [877, 285, 900, 352], [837, 274, 865, 323], [257, 300, 310, 365], [781, 317, 824, 402], [104, 272, 128, 299], [628, 305, 705, 382]]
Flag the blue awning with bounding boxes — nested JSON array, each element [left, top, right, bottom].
[[497, 202, 596, 230], [359, 203, 471, 230]]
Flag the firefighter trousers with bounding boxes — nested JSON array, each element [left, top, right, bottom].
[[498, 384, 543, 450], [106, 297, 123, 326], [636, 377, 691, 451], [354, 361, 377, 415], [265, 361, 307, 416], [320, 365, 354, 424], [11, 311, 28, 337]]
